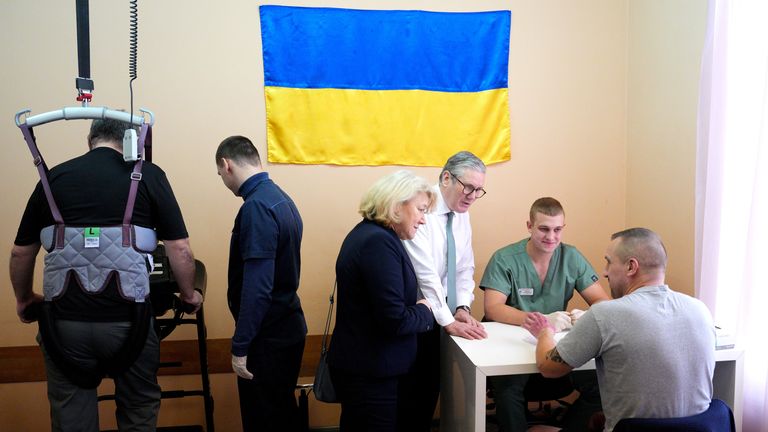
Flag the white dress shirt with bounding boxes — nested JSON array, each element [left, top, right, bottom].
[[403, 185, 476, 326]]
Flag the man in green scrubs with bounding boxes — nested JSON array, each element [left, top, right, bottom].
[[480, 197, 610, 432]]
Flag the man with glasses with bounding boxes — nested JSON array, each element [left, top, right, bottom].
[[480, 197, 609, 431], [402, 150, 489, 431]]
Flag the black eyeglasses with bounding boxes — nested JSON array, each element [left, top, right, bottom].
[[450, 172, 487, 198]]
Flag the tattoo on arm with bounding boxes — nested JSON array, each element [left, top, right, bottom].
[[546, 347, 567, 364]]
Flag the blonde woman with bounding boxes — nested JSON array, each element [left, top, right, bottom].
[[327, 170, 436, 432]]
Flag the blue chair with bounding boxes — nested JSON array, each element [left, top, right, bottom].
[[613, 399, 735, 432]]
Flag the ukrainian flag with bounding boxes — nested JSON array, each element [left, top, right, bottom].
[[260, 6, 511, 167]]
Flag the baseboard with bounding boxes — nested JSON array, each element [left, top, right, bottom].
[[0, 335, 324, 384]]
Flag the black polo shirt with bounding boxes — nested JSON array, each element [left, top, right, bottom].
[[15, 146, 188, 321]]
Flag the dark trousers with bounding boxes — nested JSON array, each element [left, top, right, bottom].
[[237, 337, 306, 432], [399, 322, 441, 432], [491, 369, 602, 432], [331, 367, 414, 432], [39, 320, 161, 432]]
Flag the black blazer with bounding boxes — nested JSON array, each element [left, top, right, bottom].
[[328, 219, 433, 377]]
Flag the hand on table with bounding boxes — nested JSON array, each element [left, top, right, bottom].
[[444, 320, 487, 340], [454, 308, 482, 327]]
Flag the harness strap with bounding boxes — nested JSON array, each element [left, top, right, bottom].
[[18, 124, 64, 225], [122, 160, 143, 246], [19, 123, 67, 249], [122, 123, 150, 246]]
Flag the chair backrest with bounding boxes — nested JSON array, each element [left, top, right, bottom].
[[613, 399, 735, 432]]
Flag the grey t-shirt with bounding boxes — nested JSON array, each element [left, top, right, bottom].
[[556, 285, 715, 431]]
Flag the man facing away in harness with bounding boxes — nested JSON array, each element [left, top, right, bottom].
[[9, 117, 202, 432]]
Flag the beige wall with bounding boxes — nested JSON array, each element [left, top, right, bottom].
[[0, 0, 705, 429], [626, 0, 707, 296]]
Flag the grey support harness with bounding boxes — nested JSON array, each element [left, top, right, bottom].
[[19, 119, 157, 389]]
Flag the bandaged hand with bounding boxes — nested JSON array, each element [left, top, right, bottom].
[[523, 312, 556, 338], [231, 354, 253, 380], [569, 309, 585, 325], [545, 311, 573, 332]]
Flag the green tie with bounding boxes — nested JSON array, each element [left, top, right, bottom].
[[446, 212, 456, 312]]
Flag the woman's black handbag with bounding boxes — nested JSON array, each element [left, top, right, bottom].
[[313, 282, 338, 403]]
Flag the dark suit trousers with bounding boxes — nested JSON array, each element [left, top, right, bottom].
[[399, 322, 441, 432], [332, 367, 415, 432], [237, 337, 305, 432]]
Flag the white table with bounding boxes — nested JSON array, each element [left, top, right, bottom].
[[440, 322, 744, 431]]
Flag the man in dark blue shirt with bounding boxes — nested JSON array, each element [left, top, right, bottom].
[[215, 135, 307, 431]]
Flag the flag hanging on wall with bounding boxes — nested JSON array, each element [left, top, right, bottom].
[[259, 6, 511, 167]]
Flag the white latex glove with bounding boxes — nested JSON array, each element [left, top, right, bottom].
[[545, 311, 573, 332], [232, 354, 253, 380], [569, 308, 585, 325]]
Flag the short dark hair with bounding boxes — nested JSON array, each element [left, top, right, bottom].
[[611, 227, 668, 270], [215, 135, 261, 167], [88, 118, 137, 148], [529, 197, 564, 222]]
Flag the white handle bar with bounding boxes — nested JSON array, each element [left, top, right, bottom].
[[15, 107, 155, 128]]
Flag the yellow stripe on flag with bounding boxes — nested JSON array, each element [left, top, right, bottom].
[[265, 86, 510, 167]]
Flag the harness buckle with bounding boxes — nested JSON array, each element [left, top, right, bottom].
[[130, 172, 143, 181], [33, 156, 43, 166]]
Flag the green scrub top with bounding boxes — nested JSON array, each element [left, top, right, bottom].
[[480, 238, 599, 313]]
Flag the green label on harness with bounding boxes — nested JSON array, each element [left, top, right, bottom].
[[84, 227, 100, 248]]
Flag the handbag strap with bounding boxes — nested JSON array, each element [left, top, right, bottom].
[[320, 281, 337, 354]]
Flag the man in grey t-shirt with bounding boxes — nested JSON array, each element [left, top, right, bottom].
[[523, 228, 715, 431]]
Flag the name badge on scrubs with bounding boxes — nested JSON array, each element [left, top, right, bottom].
[[518, 287, 534, 296], [84, 227, 100, 248]]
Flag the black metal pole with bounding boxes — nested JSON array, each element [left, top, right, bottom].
[[75, 0, 94, 92]]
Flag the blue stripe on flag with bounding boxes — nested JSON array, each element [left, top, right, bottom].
[[260, 6, 510, 92]]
